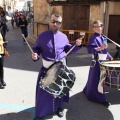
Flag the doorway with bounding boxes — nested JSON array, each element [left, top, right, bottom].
[[63, 5, 90, 30], [108, 15, 120, 43]]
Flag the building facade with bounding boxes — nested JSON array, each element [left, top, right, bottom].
[[33, 0, 120, 43], [0, 0, 33, 12]]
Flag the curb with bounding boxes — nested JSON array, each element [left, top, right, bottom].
[[27, 35, 36, 44]]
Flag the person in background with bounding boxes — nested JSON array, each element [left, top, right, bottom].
[[0, 7, 3, 22], [13, 12, 18, 27], [19, 15, 28, 44], [0, 11, 9, 43], [11, 17, 14, 29], [83, 20, 112, 107], [0, 21, 7, 89], [32, 14, 83, 120]]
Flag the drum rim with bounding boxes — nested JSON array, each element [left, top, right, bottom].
[[100, 60, 120, 68]]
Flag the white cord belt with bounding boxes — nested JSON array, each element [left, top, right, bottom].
[[42, 59, 54, 68], [42, 58, 66, 68]]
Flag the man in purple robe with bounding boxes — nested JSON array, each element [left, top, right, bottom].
[[32, 14, 83, 120], [83, 20, 112, 107]]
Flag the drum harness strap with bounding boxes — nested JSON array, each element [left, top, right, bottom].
[[52, 33, 77, 112]]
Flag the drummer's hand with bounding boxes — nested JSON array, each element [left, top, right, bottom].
[[76, 37, 83, 46], [32, 53, 38, 60], [110, 57, 113, 60], [97, 44, 108, 51]]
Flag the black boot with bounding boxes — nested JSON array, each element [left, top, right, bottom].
[[0, 79, 4, 89], [1, 79, 6, 86], [101, 101, 110, 107], [56, 108, 64, 118]]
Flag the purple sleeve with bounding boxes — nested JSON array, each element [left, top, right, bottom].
[[32, 35, 42, 61], [87, 34, 112, 59], [87, 36, 99, 54]]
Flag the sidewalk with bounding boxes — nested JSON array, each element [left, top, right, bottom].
[[27, 23, 37, 43]]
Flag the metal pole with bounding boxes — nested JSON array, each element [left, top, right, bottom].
[[103, 1, 108, 36]]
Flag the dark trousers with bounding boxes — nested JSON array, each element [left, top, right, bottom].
[[0, 56, 4, 79], [21, 28, 28, 42], [11, 22, 14, 28]]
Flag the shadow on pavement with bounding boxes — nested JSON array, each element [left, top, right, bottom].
[[4, 41, 41, 72], [67, 55, 91, 67], [65, 92, 114, 120], [0, 107, 35, 120], [105, 85, 120, 105]]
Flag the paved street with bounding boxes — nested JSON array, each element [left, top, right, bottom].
[[0, 21, 120, 120]]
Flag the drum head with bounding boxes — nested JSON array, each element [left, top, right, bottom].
[[100, 60, 120, 68], [41, 61, 62, 88]]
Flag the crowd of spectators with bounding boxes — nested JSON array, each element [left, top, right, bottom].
[[12, 10, 33, 28], [0, 6, 9, 43]]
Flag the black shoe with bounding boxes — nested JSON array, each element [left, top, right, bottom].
[[2, 82, 6, 86], [33, 117, 46, 120], [0, 84, 5, 89], [1, 79, 6, 86], [56, 108, 64, 118], [101, 101, 110, 107]]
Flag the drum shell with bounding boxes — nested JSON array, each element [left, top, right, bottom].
[[40, 61, 76, 98], [100, 61, 120, 88]]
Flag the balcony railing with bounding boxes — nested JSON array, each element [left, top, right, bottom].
[[33, 22, 93, 45], [61, 30, 94, 45]]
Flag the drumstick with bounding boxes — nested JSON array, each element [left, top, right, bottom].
[[102, 34, 120, 48], [65, 44, 76, 57], [22, 34, 34, 53], [65, 35, 84, 57]]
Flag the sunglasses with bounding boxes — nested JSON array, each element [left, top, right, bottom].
[[50, 20, 61, 25], [93, 26, 102, 28]]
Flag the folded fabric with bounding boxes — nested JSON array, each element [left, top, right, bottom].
[[98, 69, 106, 93]]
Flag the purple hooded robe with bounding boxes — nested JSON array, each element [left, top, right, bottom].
[[83, 33, 112, 103], [32, 30, 82, 117]]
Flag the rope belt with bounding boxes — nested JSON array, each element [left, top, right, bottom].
[[42, 58, 66, 68]]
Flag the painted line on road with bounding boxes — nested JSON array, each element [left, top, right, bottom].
[[0, 104, 34, 113], [0, 104, 35, 120]]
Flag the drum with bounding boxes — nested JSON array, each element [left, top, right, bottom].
[[39, 61, 76, 98], [100, 60, 120, 88]]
